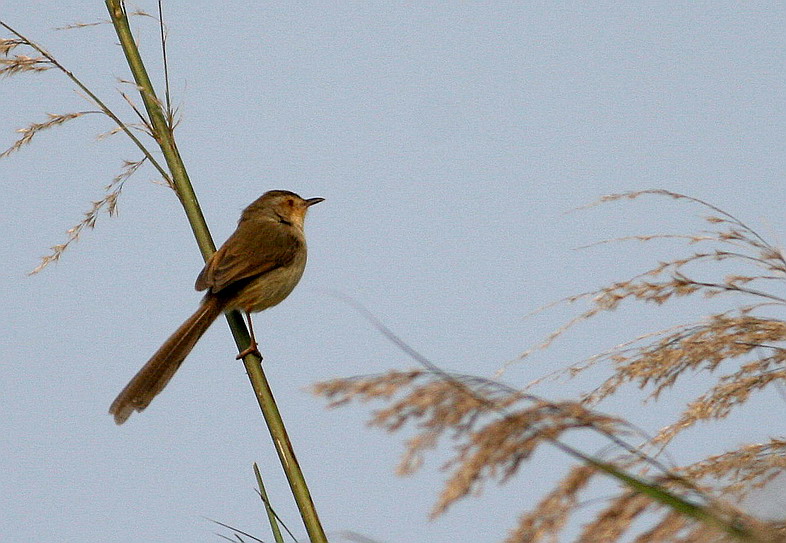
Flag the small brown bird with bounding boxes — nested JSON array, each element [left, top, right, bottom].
[[109, 190, 323, 425]]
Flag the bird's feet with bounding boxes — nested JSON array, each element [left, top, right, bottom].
[[236, 342, 262, 360]]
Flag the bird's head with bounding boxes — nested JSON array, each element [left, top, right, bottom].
[[243, 190, 324, 228]]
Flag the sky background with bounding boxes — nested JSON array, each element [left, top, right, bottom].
[[2, 3, 785, 542]]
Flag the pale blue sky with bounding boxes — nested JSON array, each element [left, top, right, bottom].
[[3, 3, 785, 542]]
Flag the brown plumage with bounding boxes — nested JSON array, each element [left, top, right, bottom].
[[109, 190, 323, 424]]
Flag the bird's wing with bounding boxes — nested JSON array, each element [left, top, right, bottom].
[[195, 219, 301, 293]]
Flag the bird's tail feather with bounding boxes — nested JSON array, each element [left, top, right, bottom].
[[109, 295, 225, 425]]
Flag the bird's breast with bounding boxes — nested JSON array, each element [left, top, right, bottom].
[[228, 248, 307, 313]]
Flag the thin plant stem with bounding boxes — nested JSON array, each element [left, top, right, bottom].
[[254, 463, 286, 543]]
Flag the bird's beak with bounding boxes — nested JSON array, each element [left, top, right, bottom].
[[305, 197, 325, 207]]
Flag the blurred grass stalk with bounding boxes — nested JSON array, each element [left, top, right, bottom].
[[255, 463, 286, 543]]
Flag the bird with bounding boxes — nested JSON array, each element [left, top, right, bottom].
[[109, 190, 323, 424]]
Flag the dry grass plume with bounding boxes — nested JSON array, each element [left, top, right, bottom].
[[314, 191, 786, 542]]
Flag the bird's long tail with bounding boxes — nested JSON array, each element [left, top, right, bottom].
[[109, 295, 225, 425]]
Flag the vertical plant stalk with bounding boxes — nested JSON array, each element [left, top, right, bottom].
[[103, 3, 327, 542], [254, 463, 286, 543]]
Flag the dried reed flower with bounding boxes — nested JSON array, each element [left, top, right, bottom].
[[0, 37, 24, 55], [29, 158, 145, 275], [316, 191, 786, 542], [0, 54, 50, 76], [1, 112, 90, 158], [682, 440, 786, 499], [316, 370, 633, 516], [505, 465, 596, 543], [52, 9, 153, 31]]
